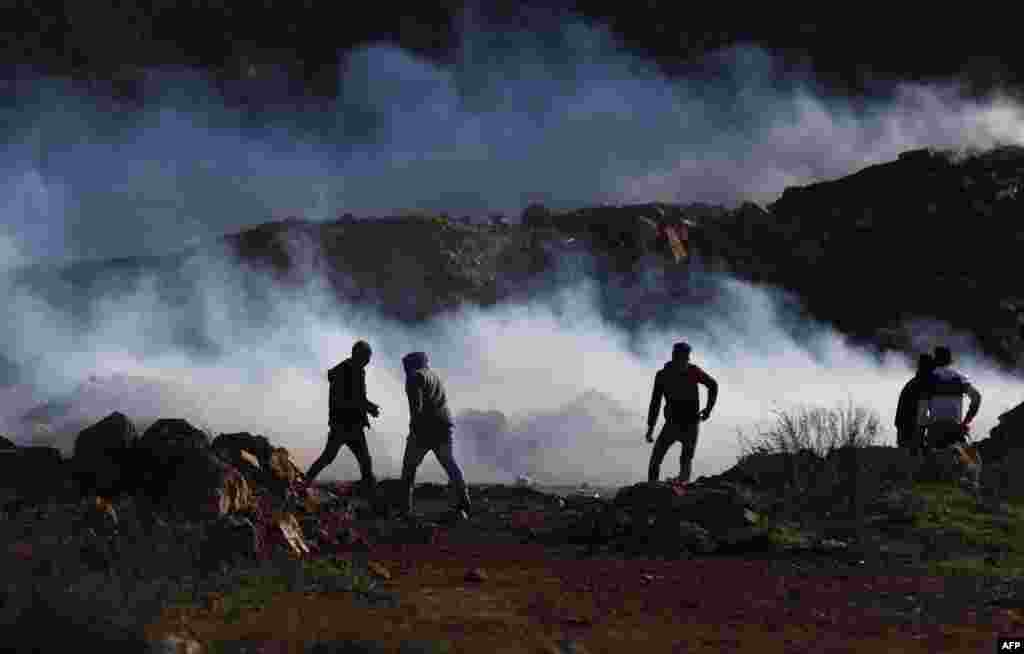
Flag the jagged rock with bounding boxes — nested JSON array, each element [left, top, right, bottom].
[[613, 480, 759, 553], [137, 418, 211, 459], [0, 445, 76, 504], [212, 431, 274, 471], [176, 450, 254, 520], [267, 447, 304, 488], [133, 420, 255, 522], [71, 411, 138, 498]]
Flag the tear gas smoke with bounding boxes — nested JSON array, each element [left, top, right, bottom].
[[2, 235, 1021, 488], [2, 17, 1024, 488]]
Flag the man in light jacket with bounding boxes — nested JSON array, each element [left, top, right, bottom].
[[400, 351, 472, 521]]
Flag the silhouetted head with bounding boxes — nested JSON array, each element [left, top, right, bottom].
[[672, 341, 691, 365], [352, 340, 372, 367], [402, 351, 429, 375], [933, 346, 952, 367], [917, 353, 935, 375]]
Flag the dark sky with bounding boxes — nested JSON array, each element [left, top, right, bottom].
[[4, 2, 1020, 101], [2, 2, 1023, 265]]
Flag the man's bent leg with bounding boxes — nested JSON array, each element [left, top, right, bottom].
[[343, 432, 381, 509], [305, 428, 345, 485], [677, 422, 700, 483], [433, 437, 471, 512], [648, 424, 678, 483], [400, 435, 430, 515]]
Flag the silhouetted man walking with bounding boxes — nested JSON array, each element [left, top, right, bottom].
[[895, 353, 935, 456], [646, 341, 718, 483], [304, 340, 383, 513], [399, 351, 471, 521]]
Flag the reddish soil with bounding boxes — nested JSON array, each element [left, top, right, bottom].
[[146, 542, 1014, 653]]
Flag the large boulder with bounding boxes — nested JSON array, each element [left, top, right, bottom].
[[671, 482, 762, 534], [613, 480, 762, 553], [0, 446, 76, 505], [211, 432, 275, 489], [212, 432, 273, 466], [71, 412, 138, 498], [131, 419, 257, 521], [137, 419, 211, 461], [133, 418, 211, 498], [161, 448, 255, 521]]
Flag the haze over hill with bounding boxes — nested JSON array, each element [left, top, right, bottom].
[[3, 15, 1024, 488]]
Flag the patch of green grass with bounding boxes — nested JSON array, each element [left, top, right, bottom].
[[765, 521, 813, 550], [166, 555, 376, 619], [922, 555, 1024, 581], [911, 481, 1024, 579]]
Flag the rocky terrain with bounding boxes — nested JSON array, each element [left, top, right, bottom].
[[4, 404, 1024, 651]]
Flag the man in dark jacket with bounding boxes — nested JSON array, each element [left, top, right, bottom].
[[896, 353, 935, 456], [399, 351, 471, 520], [646, 341, 718, 483], [304, 340, 383, 511]]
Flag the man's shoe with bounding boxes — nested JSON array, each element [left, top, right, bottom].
[[444, 508, 469, 524]]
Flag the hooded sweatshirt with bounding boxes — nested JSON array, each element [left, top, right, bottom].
[[403, 352, 454, 435], [648, 360, 716, 428]]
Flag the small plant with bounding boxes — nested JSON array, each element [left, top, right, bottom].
[[737, 399, 884, 460], [735, 400, 885, 522]]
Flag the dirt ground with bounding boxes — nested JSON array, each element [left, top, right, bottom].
[[144, 493, 1017, 653]]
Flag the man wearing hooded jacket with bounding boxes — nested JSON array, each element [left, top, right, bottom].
[[400, 351, 472, 520], [646, 341, 718, 483]]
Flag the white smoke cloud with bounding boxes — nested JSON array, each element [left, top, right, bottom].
[[2, 238, 1022, 489], [3, 14, 1024, 489]]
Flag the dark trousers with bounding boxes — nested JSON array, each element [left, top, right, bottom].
[[897, 425, 928, 455], [400, 430, 470, 514], [929, 420, 967, 450], [648, 421, 700, 483], [306, 425, 377, 499]]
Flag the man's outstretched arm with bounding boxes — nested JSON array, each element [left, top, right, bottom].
[[698, 369, 718, 419]]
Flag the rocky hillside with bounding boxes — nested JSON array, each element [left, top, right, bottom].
[[9, 145, 1024, 371]]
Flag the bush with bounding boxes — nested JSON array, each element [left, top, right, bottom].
[[734, 401, 886, 522], [737, 400, 884, 460]]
